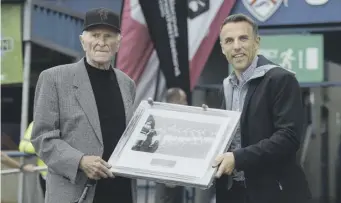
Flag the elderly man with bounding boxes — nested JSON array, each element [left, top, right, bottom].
[[213, 14, 311, 203], [31, 8, 136, 203]]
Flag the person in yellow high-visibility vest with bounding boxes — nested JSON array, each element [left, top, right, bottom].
[[19, 121, 47, 197]]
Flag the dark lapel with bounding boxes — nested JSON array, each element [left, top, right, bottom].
[[241, 78, 261, 124], [240, 55, 269, 126], [73, 59, 103, 146], [240, 77, 262, 147]]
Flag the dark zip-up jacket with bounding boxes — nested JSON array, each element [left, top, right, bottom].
[[216, 55, 312, 203]]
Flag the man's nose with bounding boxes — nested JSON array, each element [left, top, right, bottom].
[[97, 38, 105, 46], [233, 40, 242, 50]]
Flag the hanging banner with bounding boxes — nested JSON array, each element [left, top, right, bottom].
[[1, 4, 23, 84], [117, 0, 236, 108], [188, 0, 236, 90], [139, 0, 191, 103]]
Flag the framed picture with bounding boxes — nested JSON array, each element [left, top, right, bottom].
[[108, 100, 241, 189]]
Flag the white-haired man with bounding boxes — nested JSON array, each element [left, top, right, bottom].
[[31, 8, 136, 203]]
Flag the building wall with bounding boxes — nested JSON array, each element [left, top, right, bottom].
[[40, 0, 123, 14]]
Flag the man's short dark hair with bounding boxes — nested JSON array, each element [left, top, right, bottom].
[[220, 13, 258, 36], [165, 88, 186, 104]]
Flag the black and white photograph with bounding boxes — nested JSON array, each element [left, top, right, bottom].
[[108, 101, 241, 188], [112, 108, 231, 178], [131, 114, 220, 159], [131, 115, 159, 153]]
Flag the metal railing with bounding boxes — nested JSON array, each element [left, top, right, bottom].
[[0, 151, 47, 176], [1, 151, 47, 203], [1, 166, 47, 175]]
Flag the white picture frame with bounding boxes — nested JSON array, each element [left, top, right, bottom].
[[108, 99, 241, 189]]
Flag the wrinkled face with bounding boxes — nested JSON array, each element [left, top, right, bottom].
[[220, 21, 260, 72], [80, 26, 121, 64]]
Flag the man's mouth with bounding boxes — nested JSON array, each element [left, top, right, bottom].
[[233, 54, 245, 58]]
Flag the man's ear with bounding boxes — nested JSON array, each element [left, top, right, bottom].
[[255, 35, 260, 49], [220, 41, 225, 55], [116, 35, 121, 50], [79, 35, 86, 51]]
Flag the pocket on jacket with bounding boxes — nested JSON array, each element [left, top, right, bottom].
[[46, 171, 85, 202]]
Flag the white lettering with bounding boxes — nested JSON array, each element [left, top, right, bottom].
[[158, 0, 181, 76]]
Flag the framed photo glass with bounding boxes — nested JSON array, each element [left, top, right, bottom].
[[108, 100, 241, 189]]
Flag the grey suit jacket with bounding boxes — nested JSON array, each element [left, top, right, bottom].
[[31, 59, 137, 203]]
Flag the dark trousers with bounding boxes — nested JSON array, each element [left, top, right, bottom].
[[155, 183, 184, 203], [92, 177, 132, 203], [216, 180, 248, 203]]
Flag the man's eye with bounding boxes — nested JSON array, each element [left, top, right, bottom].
[[225, 39, 232, 44], [240, 36, 248, 41]]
